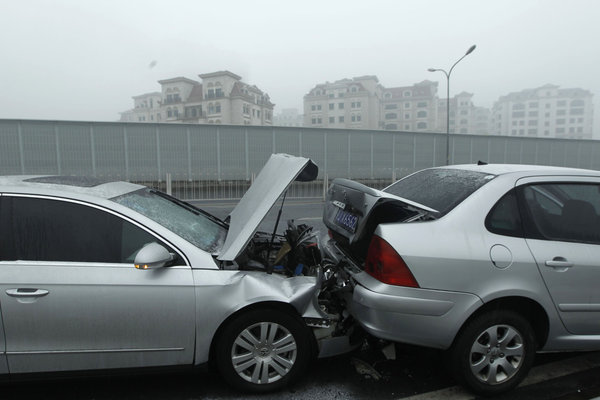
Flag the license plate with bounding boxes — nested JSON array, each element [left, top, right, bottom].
[[334, 209, 359, 233]]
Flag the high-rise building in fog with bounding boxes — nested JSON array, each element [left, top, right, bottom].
[[303, 76, 383, 130], [381, 80, 438, 132], [120, 71, 274, 126], [303, 77, 487, 134], [491, 84, 594, 139], [437, 92, 491, 135]]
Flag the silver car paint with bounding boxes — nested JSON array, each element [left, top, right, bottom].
[[0, 190, 200, 373], [0, 176, 146, 199], [190, 269, 324, 364], [517, 175, 600, 336], [0, 155, 331, 377], [335, 166, 600, 352], [0, 261, 195, 373], [0, 311, 7, 374]]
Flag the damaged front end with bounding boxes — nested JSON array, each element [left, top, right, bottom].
[[213, 154, 362, 358], [219, 219, 363, 358]]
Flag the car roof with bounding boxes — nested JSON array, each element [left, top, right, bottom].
[[441, 163, 600, 177], [0, 175, 144, 200]]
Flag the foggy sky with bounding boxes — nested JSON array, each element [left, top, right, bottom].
[[1, 0, 599, 135]]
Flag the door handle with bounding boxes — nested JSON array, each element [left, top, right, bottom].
[[6, 288, 49, 298], [545, 258, 574, 269]]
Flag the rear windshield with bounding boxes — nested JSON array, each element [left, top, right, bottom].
[[384, 168, 495, 216]]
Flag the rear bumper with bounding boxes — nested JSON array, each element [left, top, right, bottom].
[[346, 273, 483, 349]]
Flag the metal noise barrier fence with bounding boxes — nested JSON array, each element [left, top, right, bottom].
[[2, 119, 600, 201]]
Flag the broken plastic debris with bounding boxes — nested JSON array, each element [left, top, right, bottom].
[[351, 357, 382, 380], [381, 343, 396, 360]]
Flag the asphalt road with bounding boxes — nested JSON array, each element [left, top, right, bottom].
[[2, 199, 599, 400], [3, 330, 599, 400]]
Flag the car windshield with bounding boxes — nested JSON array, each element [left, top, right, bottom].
[[111, 188, 227, 253], [383, 168, 495, 216]]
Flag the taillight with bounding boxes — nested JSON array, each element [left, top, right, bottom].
[[364, 235, 419, 287]]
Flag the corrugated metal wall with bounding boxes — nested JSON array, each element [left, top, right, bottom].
[[2, 119, 600, 183]]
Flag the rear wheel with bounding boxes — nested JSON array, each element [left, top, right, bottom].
[[215, 308, 312, 393], [448, 310, 536, 396]]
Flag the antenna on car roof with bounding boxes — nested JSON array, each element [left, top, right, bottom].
[[477, 160, 488, 165]]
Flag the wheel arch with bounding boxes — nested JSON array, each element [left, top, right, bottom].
[[208, 301, 318, 368], [452, 296, 550, 350]]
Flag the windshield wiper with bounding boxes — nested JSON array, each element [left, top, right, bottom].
[[150, 190, 228, 227]]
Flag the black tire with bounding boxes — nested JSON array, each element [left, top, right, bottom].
[[448, 310, 536, 396], [214, 307, 312, 393]]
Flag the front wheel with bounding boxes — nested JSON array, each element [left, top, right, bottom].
[[214, 308, 312, 393], [448, 310, 536, 396]]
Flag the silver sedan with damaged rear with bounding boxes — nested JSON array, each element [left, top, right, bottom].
[[0, 154, 356, 392], [322, 164, 600, 396]]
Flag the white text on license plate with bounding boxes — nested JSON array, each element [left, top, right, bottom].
[[335, 209, 358, 233]]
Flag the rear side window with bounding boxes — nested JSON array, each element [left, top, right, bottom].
[[384, 168, 495, 216], [0, 196, 175, 263], [485, 190, 523, 237]]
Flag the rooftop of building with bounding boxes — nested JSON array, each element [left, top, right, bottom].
[[132, 92, 162, 99], [497, 84, 593, 102], [158, 77, 200, 85], [198, 70, 242, 80]]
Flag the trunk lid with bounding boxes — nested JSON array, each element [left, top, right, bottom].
[[323, 178, 438, 260], [217, 153, 317, 261]]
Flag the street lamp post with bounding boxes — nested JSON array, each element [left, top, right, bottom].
[[428, 44, 476, 165]]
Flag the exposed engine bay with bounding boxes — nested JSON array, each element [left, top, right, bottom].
[[238, 221, 322, 277], [231, 220, 362, 357]]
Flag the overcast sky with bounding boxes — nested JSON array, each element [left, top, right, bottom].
[[1, 0, 599, 133]]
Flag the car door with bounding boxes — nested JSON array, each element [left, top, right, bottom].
[[0, 194, 195, 373], [517, 177, 600, 335], [0, 303, 7, 375]]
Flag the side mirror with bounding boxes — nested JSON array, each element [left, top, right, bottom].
[[134, 242, 175, 270]]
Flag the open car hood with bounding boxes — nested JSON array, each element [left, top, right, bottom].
[[217, 153, 318, 261]]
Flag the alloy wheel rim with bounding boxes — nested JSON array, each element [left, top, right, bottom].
[[469, 324, 524, 385], [231, 322, 297, 384]]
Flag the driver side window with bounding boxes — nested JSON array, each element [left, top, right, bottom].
[[0, 196, 176, 264]]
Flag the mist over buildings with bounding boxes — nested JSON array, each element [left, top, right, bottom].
[[1, 0, 598, 136]]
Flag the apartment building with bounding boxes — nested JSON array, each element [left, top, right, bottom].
[[473, 106, 492, 135], [381, 80, 438, 132], [304, 78, 440, 132], [491, 84, 594, 139], [120, 71, 274, 126], [437, 92, 491, 135], [303, 76, 383, 130], [120, 92, 162, 123]]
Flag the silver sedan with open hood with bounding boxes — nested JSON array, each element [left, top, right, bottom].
[[321, 164, 600, 396], [0, 154, 355, 392]]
